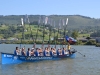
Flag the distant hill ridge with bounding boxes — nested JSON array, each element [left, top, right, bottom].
[[0, 15, 100, 29]]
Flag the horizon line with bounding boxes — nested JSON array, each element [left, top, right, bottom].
[[0, 14, 99, 19]]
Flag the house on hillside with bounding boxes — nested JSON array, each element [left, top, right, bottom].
[[57, 38, 64, 42], [77, 37, 96, 42]]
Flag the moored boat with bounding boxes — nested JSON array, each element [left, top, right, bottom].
[[1, 51, 76, 64]]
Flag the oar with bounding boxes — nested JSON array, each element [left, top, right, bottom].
[[59, 30, 62, 48], [48, 24, 51, 48], [41, 23, 45, 49], [20, 38, 22, 49], [72, 48, 85, 57], [46, 17, 52, 49], [58, 19, 62, 49], [35, 16, 41, 43], [53, 21, 56, 48], [54, 29, 56, 48], [77, 51, 85, 57], [28, 23, 35, 48], [34, 24, 39, 49], [56, 27, 59, 47], [65, 18, 68, 48], [62, 19, 65, 48]]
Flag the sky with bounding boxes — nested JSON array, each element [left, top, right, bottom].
[[0, 0, 100, 18]]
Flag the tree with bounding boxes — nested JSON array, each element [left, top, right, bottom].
[[71, 30, 78, 39], [86, 37, 91, 40]]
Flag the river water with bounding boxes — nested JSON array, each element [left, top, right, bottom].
[[0, 44, 100, 75]]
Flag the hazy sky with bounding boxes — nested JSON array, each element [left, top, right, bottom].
[[0, 0, 100, 18]]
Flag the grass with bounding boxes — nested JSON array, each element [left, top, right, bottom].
[[78, 33, 90, 37], [0, 34, 3, 38], [0, 26, 8, 30], [0, 24, 90, 40], [12, 24, 58, 40]]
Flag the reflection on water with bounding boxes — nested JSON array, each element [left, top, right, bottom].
[[1, 59, 75, 75], [0, 44, 100, 75]]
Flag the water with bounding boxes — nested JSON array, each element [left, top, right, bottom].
[[0, 44, 100, 75]]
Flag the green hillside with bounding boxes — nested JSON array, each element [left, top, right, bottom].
[[0, 24, 63, 42], [0, 15, 100, 29], [0, 15, 100, 43]]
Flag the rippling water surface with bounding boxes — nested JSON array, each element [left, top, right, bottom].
[[0, 44, 100, 75]]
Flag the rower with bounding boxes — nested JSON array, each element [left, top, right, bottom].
[[57, 48, 59, 56], [59, 48, 62, 55], [27, 48, 31, 56], [63, 47, 69, 54], [14, 47, 20, 55], [31, 48, 34, 56], [62, 48, 64, 55], [45, 47, 50, 56], [52, 48, 57, 56], [34, 48, 38, 56], [21, 48, 26, 56], [43, 47, 47, 56], [50, 48, 53, 56], [38, 48, 43, 56]]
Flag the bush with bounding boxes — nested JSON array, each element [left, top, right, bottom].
[[85, 40, 96, 45]]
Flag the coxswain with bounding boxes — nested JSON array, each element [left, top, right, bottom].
[[67, 43, 71, 54]]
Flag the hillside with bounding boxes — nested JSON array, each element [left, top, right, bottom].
[[0, 24, 63, 42], [0, 15, 100, 29]]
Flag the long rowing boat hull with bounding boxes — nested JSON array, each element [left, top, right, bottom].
[[1, 52, 76, 64]]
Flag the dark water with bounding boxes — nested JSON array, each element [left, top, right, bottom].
[[0, 44, 100, 75]]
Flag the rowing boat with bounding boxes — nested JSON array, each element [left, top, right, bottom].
[[1, 51, 76, 64]]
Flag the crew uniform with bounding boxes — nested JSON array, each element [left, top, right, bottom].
[[67, 44, 71, 54]]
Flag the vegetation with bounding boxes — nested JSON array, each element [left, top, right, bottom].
[[0, 24, 97, 45], [0, 15, 100, 29], [0, 15, 100, 45], [71, 30, 78, 39]]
